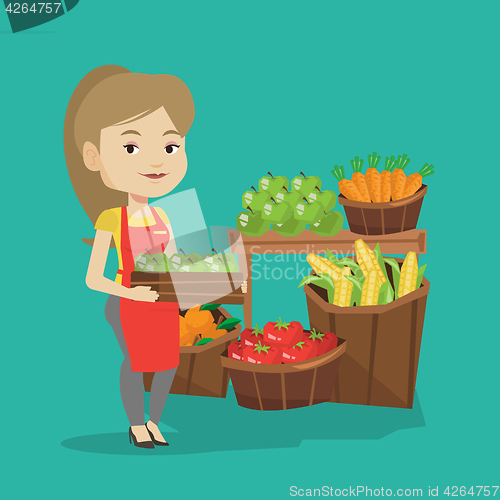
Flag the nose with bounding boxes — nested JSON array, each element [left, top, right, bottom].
[[150, 163, 163, 168]]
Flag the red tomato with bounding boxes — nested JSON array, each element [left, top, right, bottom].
[[282, 339, 318, 364], [263, 319, 304, 346], [243, 341, 282, 364], [321, 331, 338, 354], [305, 329, 338, 355], [240, 326, 264, 348], [228, 341, 245, 361]]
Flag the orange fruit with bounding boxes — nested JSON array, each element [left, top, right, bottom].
[[202, 323, 228, 340], [185, 306, 213, 334], [180, 316, 195, 345]]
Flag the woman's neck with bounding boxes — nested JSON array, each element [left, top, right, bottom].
[[128, 193, 149, 215]]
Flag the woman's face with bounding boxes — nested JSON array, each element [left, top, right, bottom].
[[88, 107, 187, 199]]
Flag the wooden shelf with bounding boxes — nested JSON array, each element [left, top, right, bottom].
[[227, 228, 427, 328], [229, 229, 426, 255]]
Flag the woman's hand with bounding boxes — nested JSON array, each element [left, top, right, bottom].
[[127, 286, 159, 302]]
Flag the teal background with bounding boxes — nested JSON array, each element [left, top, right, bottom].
[[2, 0, 499, 498]]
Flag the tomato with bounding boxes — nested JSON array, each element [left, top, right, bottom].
[[305, 329, 338, 355], [282, 339, 318, 363], [228, 341, 245, 361], [243, 340, 282, 364], [263, 318, 304, 346], [321, 331, 338, 353], [240, 325, 264, 348]]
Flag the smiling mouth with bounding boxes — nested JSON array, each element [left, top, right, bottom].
[[139, 173, 169, 179]]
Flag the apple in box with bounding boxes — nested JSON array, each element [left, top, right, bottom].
[[243, 341, 282, 364], [304, 329, 338, 355], [264, 318, 304, 346], [240, 325, 264, 348], [282, 339, 318, 364], [228, 341, 245, 361]]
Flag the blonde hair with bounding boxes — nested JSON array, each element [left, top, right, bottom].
[[64, 65, 195, 242]]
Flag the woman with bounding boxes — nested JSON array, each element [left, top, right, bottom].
[[64, 65, 195, 448]]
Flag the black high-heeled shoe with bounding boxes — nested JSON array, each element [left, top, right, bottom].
[[145, 422, 169, 446], [129, 427, 155, 449]]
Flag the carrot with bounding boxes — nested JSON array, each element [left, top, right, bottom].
[[350, 157, 371, 202], [331, 165, 363, 201], [381, 156, 397, 202], [391, 154, 411, 200], [402, 163, 435, 198], [365, 152, 382, 202]]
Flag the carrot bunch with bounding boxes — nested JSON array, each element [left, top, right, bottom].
[[332, 152, 434, 203]]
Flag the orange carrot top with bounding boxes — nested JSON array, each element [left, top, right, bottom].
[[365, 151, 382, 202], [350, 156, 371, 203]]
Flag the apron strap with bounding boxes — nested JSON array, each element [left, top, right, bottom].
[[120, 206, 135, 287]]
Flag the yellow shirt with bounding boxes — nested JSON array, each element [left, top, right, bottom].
[[94, 207, 170, 284]]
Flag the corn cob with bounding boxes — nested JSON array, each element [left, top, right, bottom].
[[398, 251, 418, 297], [333, 267, 353, 307], [360, 269, 380, 306], [354, 239, 386, 284], [306, 254, 343, 281]]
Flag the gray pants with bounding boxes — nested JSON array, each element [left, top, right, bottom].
[[105, 295, 177, 426]]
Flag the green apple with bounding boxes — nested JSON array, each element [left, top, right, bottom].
[[237, 210, 270, 237], [242, 186, 271, 212], [275, 186, 302, 207], [218, 253, 239, 272], [292, 172, 322, 195], [261, 198, 293, 224], [306, 188, 337, 212], [293, 198, 323, 224], [135, 253, 169, 272], [178, 249, 202, 263], [135, 255, 148, 271], [203, 253, 226, 272], [310, 211, 344, 237], [259, 172, 289, 198], [169, 253, 188, 270], [179, 255, 210, 272], [274, 217, 307, 237]]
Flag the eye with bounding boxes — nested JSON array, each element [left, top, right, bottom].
[[123, 144, 139, 155], [164, 144, 180, 155]]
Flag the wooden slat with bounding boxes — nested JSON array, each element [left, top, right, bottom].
[[158, 291, 245, 305], [228, 229, 426, 255]]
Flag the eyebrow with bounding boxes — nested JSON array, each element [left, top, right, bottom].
[[163, 130, 180, 136], [121, 130, 141, 136]]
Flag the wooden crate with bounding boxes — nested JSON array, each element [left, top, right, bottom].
[[143, 307, 242, 398], [131, 270, 246, 307]]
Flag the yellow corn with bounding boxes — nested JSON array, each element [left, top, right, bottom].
[[307, 254, 343, 281], [360, 269, 380, 306], [398, 251, 418, 297], [333, 266, 353, 307], [354, 239, 386, 284]]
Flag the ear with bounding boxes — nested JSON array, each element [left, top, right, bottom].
[[82, 141, 103, 172]]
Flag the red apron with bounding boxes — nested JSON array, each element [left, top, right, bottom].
[[119, 206, 179, 372]]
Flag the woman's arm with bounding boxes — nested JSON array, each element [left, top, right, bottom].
[[86, 229, 158, 302]]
